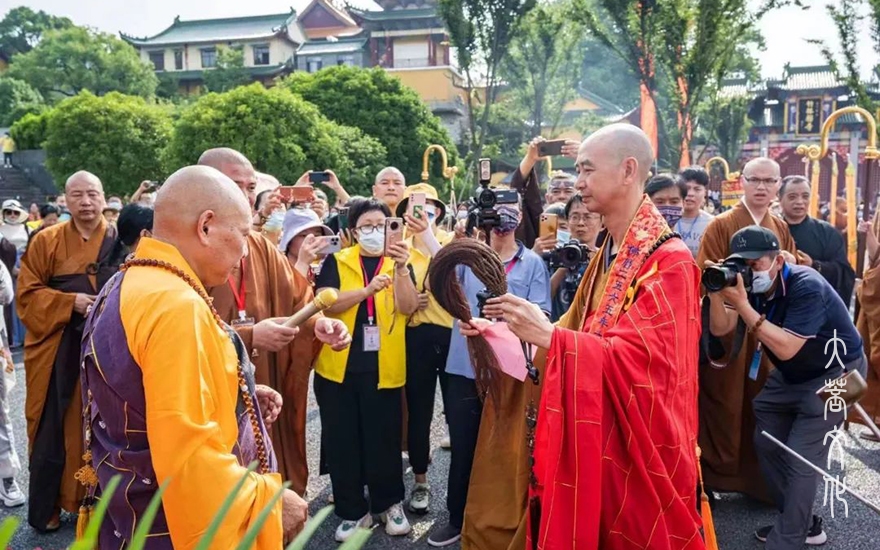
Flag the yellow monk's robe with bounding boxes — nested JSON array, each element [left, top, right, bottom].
[[17, 217, 116, 524], [855, 212, 880, 425], [696, 201, 797, 501], [210, 231, 319, 496], [121, 237, 283, 548]]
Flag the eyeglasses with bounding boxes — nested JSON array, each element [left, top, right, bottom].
[[356, 224, 385, 235], [744, 176, 779, 188], [568, 213, 600, 223]]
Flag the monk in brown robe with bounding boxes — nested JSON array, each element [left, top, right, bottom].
[[855, 214, 880, 439], [199, 148, 345, 496], [17, 170, 117, 531], [696, 157, 798, 502]]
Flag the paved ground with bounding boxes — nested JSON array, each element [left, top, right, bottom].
[[3, 348, 880, 549]]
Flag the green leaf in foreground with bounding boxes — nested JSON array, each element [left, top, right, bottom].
[[234, 481, 291, 550], [285, 505, 334, 550], [69, 473, 122, 550], [127, 477, 171, 550], [194, 461, 259, 550], [0, 516, 20, 548], [338, 527, 372, 549]]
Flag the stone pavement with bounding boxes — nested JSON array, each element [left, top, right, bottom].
[[3, 352, 880, 549]]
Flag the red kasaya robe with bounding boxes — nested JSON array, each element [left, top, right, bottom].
[[530, 197, 705, 549]]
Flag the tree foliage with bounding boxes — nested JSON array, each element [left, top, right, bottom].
[[282, 66, 457, 192], [0, 76, 44, 126], [9, 110, 51, 150], [43, 92, 171, 196], [0, 6, 73, 59], [166, 83, 388, 196], [500, 0, 583, 137], [6, 26, 158, 100], [438, 0, 536, 175], [203, 46, 251, 93]]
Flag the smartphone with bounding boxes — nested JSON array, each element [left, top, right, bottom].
[[540, 213, 558, 239], [538, 139, 566, 157], [409, 192, 427, 220], [384, 217, 404, 257], [337, 207, 349, 232], [278, 186, 313, 204], [145, 180, 161, 192], [318, 235, 342, 255], [309, 171, 330, 184]]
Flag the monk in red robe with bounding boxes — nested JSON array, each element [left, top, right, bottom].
[[474, 124, 705, 549]]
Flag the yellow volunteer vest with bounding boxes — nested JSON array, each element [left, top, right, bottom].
[[408, 229, 454, 328], [315, 244, 407, 388]]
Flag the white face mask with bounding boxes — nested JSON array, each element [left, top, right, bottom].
[[263, 210, 285, 232], [751, 269, 775, 293], [358, 231, 384, 255], [557, 229, 572, 246]]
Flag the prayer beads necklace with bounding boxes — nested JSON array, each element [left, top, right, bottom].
[[121, 258, 270, 475]]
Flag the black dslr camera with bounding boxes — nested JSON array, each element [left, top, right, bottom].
[[543, 240, 592, 271], [467, 158, 519, 234], [702, 256, 753, 292]]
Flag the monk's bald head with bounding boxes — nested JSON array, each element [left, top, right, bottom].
[[64, 170, 105, 224], [574, 123, 654, 216], [741, 157, 781, 210], [198, 148, 258, 210], [153, 165, 252, 287]]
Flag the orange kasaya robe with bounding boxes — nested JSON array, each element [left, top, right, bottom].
[[17, 218, 116, 520], [531, 197, 704, 549], [210, 231, 319, 496], [695, 202, 797, 501], [855, 214, 880, 425]]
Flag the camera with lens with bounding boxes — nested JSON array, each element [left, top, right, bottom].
[[702, 256, 753, 292], [467, 158, 519, 234], [543, 240, 592, 271]]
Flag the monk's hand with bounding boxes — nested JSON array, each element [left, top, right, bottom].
[[252, 318, 299, 352], [315, 317, 351, 351], [255, 384, 282, 426], [485, 294, 554, 349], [74, 293, 96, 315], [459, 317, 493, 338], [281, 488, 309, 543], [405, 212, 429, 234]]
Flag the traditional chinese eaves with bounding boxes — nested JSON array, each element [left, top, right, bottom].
[[120, 11, 303, 46], [776, 65, 845, 91]]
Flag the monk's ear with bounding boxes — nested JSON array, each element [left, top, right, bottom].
[[197, 210, 215, 245], [622, 157, 638, 186]]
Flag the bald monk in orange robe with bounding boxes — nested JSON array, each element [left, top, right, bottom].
[[199, 148, 339, 496], [855, 214, 880, 437], [17, 171, 118, 531], [696, 158, 798, 502]]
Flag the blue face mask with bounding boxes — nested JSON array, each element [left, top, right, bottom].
[[493, 205, 520, 235], [557, 229, 572, 246], [263, 210, 285, 232], [656, 204, 683, 228]]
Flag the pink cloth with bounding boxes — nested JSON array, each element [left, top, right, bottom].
[[480, 321, 532, 382]]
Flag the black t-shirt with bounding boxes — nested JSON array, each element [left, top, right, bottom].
[[757, 263, 862, 383], [315, 254, 381, 374]]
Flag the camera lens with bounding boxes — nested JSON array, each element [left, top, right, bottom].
[[390, 221, 399, 230], [702, 266, 736, 292], [477, 188, 496, 209]]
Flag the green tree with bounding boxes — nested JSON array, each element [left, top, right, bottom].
[[203, 46, 251, 93], [43, 92, 171, 196], [579, 37, 640, 110], [166, 83, 388, 195], [9, 109, 52, 150], [7, 26, 158, 100], [500, 0, 583, 137], [438, 0, 537, 175], [0, 76, 44, 125], [282, 66, 457, 191], [0, 6, 72, 59]]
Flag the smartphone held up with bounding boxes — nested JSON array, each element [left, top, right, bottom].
[[384, 217, 403, 257]]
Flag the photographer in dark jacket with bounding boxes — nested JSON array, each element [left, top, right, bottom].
[[705, 226, 866, 550]]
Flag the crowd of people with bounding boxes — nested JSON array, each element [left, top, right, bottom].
[[0, 123, 875, 550]]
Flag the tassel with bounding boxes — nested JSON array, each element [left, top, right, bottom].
[[696, 446, 720, 550], [76, 501, 93, 540]]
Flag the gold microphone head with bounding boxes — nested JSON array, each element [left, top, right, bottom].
[[314, 288, 339, 310]]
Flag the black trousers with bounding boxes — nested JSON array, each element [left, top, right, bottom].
[[314, 371, 404, 520], [445, 373, 483, 529], [405, 324, 451, 476]]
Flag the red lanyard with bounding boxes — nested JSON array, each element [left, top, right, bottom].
[[227, 258, 247, 319], [360, 256, 385, 324], [505, 255, 519, 275]]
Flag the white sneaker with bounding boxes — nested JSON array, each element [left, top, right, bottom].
[[408, 482, 430, 514], [0, 478, 25, 507], [380, 502, 412, 536], [334, 513, 373, 543]]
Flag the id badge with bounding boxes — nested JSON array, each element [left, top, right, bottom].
[[748, 346, 762, 381], [363, 325, 380, 352], [231, 316, 255, 328]]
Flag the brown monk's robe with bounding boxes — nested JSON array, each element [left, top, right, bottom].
[[18, 218, 115, 522], [855, 212, 880, 425], [696, 202, 797, 501], [210, 231, 320, 496]]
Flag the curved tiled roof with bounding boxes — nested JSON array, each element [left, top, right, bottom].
[[121, 11, 302, 46]]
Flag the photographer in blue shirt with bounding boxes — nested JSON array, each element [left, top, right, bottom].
[[705, 226, 866, 550]]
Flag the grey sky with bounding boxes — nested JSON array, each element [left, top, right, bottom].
[[5, 0, 878, 80]]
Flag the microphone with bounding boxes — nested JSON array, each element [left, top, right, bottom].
[[283, 288, 339, 328]]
